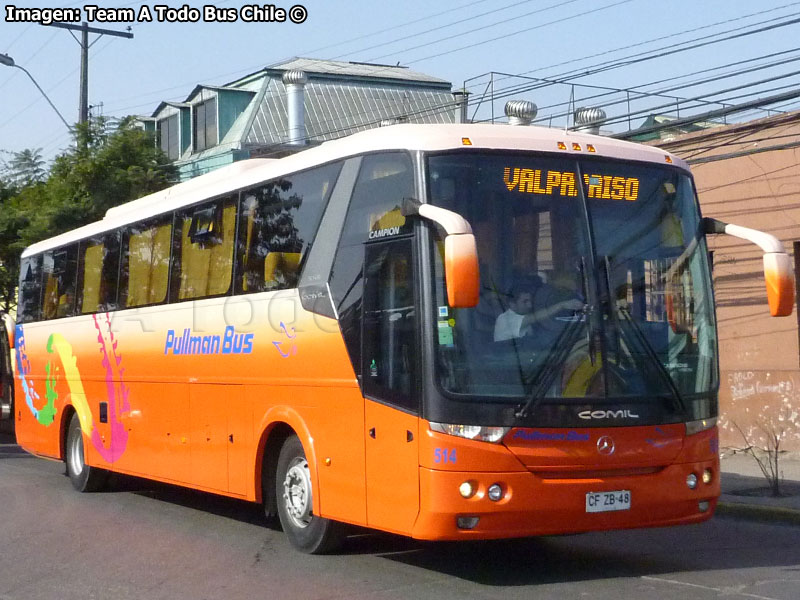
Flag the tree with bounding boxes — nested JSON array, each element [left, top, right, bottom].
[[0, 117, 177, 312], [7, 148, 46, 187], [0, 178, 24, 312], [46, 116, 178, 230]]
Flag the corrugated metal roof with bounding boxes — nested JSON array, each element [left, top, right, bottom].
[[151, 101, 190, 118], [183, 84, 257, 103], [244, 78, 456, 147], [258, 57, 451, 86]]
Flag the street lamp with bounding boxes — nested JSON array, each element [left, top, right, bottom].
[[0, 52, 71, 131]]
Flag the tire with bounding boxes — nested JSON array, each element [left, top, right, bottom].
[[65, 413, 107, 492], [275, 435, 344, 554]]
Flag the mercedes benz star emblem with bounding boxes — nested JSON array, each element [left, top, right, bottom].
[[597, 436, 615, 455]]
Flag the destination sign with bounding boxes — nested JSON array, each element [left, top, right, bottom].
[[503, 167, 640, 202], [582, 174, 639, 202], [503, 167, 578, 197]]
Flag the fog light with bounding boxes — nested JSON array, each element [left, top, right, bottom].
[[459, 481, 476, 498], [702, 468, 713, 484], [698, 501, 710, 512], [686, 473, 698, 489], [487, 484, 503, 502], [457, 516, 480, 530]]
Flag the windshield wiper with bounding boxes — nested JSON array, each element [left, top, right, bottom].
[[515, 304, 588, 419], [599, 254, 684, 414], [616, 303, 686, 415]]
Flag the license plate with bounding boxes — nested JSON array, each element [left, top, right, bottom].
[[586, 490, 631, 513]]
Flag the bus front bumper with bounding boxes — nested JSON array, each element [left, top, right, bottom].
[[412, 461, 719, 541]]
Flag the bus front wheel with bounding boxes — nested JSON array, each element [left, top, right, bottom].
[[65, 414, 107, 492], [275, 435, 344, 554]]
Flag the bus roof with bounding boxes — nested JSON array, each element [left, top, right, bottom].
[[23, 123, 687, 257]]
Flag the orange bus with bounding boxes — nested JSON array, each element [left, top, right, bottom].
[[13, 124, 794, 553]]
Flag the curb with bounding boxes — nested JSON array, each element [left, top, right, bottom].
[[716, 501, 800, 526]]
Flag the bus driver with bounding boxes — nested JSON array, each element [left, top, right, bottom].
[[494, 285, 583, 342]]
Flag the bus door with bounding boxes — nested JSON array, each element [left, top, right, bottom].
[[362, 238, 420, 533]]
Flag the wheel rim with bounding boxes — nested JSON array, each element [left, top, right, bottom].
[[282, 457, 312, 529], [68, 427, 84, 477]]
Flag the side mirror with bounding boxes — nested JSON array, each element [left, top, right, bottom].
[[403, 199, 480, 308], [763, 252, 795, 316], [445, 234, 480, 308], [704, 218, 795, 317]]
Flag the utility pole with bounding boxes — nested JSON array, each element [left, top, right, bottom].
[[46, 22, 133, 126]]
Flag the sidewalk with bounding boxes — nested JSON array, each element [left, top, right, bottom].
[[718, 450, 800, 525]]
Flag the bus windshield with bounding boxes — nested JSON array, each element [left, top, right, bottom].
[[427, 151, 718, 423]]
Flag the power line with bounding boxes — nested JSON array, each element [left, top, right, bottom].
[[537, 49, 800, 121], [463, 2, 800, 91], [405, 0, 635, 66], [463, 9, 800, 108], [613, 87, 800, 141], [362, 0, 580, 63], [329, 0, 545, 61]]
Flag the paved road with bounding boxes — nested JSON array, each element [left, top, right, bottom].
[[1, 439, 799, 600]]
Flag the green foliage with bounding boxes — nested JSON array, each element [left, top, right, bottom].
[[6, 148, 46, 186], [0, 117, 178, 312]]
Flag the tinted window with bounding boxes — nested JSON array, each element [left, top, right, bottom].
[[236, 162, 341, 294], [362, 239, 417, 411], [119, 216, 173, 308], [41, 246, 78, 319], [17, 256, 43, 323], [338, 153, 414, 247], [77, 232, 120, 314], [173, 196, 236, 300]]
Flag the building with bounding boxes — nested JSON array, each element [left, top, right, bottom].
[[657, 110, 800, 452], [139, 57, 465, 181]]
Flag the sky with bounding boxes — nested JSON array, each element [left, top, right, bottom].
[[1, 0, 800, 166]]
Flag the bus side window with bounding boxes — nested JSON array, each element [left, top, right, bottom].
[[41, 246, 78, 320], [18, 256, 43, 323], [173, 197, 236, 300], [119, 216, 173, 308], [329, 152, 416, 384], [362, 239, 417, 411], [337, 153, 414, 248], [77, 232, 120, 314], [236, 162, 342, 294]]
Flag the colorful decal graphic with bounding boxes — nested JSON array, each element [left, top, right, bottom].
[[15, 314, 130, 462], [273, 321, 297, 358], [15, 325, 56, 426], [90, 313, 130, 462]]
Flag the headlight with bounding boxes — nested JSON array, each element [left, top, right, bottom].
[[459, 481, 476, 498], [487, 484, 504, 502], [685, 417, 717, 436], [429, 422, 509, 443]]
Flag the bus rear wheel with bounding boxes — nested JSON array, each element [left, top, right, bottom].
[[275, 435, 344, 554], [65, 413, 107, 492]]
